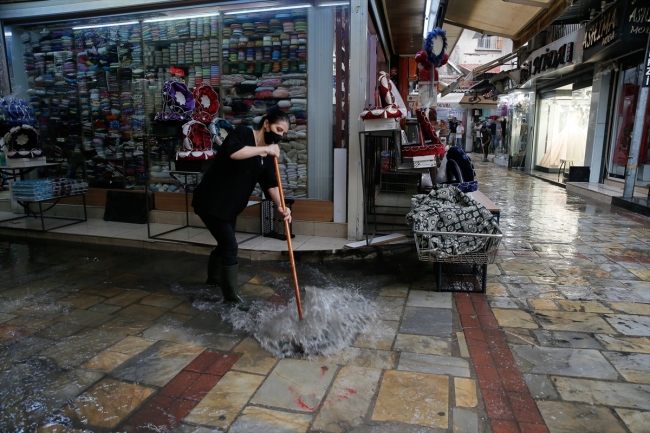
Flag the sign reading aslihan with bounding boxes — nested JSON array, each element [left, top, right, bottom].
[[583, 6, 617, 49], [629, 5, 650, 35]]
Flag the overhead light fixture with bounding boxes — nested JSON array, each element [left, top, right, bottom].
[[225, 4, 311, 15], [72, 21, 139, 30], [143, 13, 219, 23], [319, 1, 348, 6], [4, 32, 11, 37]]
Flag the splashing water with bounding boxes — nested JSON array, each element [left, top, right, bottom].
[[222, 286, 379, 358]]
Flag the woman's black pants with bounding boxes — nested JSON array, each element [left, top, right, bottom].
[[198, 214, 238, 266]]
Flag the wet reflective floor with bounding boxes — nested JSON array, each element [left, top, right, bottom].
[[0, 163, 649, 433]]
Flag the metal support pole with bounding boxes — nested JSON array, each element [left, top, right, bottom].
[[623, 35, 650, 199]]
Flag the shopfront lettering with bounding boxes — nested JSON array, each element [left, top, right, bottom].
[[583, 6, 617, 49], [629, 7, 650, 24], [601, 32, 616, 45], [630, 25, 650, 34], [529, 42, 573, 76]]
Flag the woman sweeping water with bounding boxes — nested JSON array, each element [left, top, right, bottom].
[[192, 109, 292, 310]]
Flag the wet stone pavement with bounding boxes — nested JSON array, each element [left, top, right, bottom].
[[0, 163, 648, 433]]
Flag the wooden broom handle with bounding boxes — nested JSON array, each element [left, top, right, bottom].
[[273, 157, 303, 320]]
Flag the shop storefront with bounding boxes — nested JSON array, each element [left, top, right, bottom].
[[518, 26, 594, 175], [497, 91, 530, 168], [0, 0, 351, 222], [582, 0, 650, 186]]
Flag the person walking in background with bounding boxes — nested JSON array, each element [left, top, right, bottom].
[[448, 116, 458, 146], [495, 119, 502, 153], [473, 121, 482, 153], [500, 117, 507, 151], [489, 119, 497, 153], [481, 124, 491, 162], [456, 122, 464, 148]]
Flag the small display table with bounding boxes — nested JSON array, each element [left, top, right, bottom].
[[0, 164, 87, 232]]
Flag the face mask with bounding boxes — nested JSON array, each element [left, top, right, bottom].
[[264, 130, 283, 144]]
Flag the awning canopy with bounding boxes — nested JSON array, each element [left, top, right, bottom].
[[437, 92, 464, 109], [459, 95, 497, 109], [465, 51, 519, 81], [443, 0, 571, 49]]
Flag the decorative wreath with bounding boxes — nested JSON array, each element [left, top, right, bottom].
[[155, 79, 195, 122], [5, 124, 42, 159], [425, 28, 448, 68], [192, 83, 220, 124], [177, 120, 215, 160]]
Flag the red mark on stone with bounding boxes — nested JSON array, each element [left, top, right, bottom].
[[288, 386, 317, 411], [321, 366, 329, 376]]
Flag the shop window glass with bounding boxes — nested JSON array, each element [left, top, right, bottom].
[[607, 65, 650, 185], [534, 86, 591, 169], [4, 2, 349, 203]]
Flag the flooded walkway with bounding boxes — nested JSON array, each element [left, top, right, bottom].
[[1, 164, 649, 433]]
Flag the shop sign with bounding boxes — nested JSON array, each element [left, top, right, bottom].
[[644, 49, 650, 87], [520, 27, 584, 84], [583, 0, 650, 60]]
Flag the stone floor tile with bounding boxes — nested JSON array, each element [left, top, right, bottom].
[[605, 314, 650, 336], [532, 330, 604, 349], [156, 312, 194, 326], [610, 302, 650, 316], [603, 352, 650, 384], [454, 377, 477, 407], [500, 263, 556, 277], [393, 333, 451, 356], [317, 347, 398, 370], [103, 290, 147, 306], [74, 378, 155, 428], [398, 352, 470, 377], [378, 283, 409, 297], [399, 307, 452, 336], [36, 322, 84, 341], [108, 336, 155, 355], [231, 337, 278, 375], [141, 322, 241, 351], [87, 303, 121, 314], [375, 296, 406, 321], [528, 299, 559, 311], [0, 336, 54, 365], [98, 316, 155, 335], [372, 370, 449, 428], [533, 311, 616, 333], [523, 374, 559, 400], [595, 334, 650, 353], [552, 376, 650, 410], [60, 293, 105, 310], [170, 424, 221, 433], [82, 350, 131, 372], [251, 358, 337, 412], [1, 279, 65, 300], [512, 345, 618, 379], [556, 300, 612, 313], [117, 304, 169, 321], [492, 308, 538, 329], [40, 328, 124, 369], [239, 283, 275, 300], [457, 332, 470, 358], [312, 366, 382, 432], [487, 282, 508, 296], [140, 293, 183, 309], [185, 371, 264, 429], [538, 401, 626, 433], [229, 406, 313, 433], [406, 291, 452, 309], [354, 320, 398, 351], [0, 312, 16, 324], [502, 328, 537, 345], [615, 408, 650, 433], [111, 340, 204, 387], [55, 309, 113, 328], [629, 268, 650, 281], [453, 407, 478, 433], [489, 297, 520, 309]]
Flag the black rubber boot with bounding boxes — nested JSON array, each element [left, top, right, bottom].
[[206, 251, 221, 286], [220, 263, 250, 311]]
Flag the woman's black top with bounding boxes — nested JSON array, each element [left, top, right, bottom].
[[192, 125, 277, 220]]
